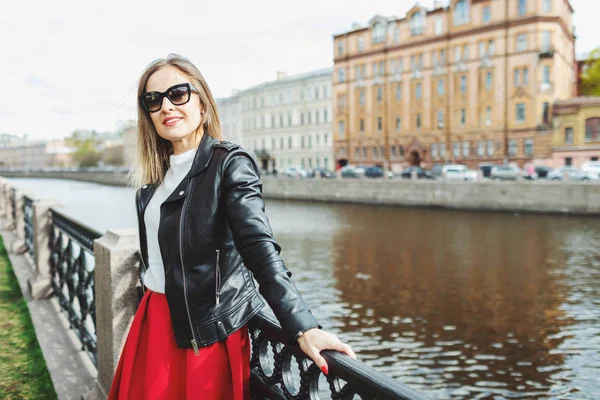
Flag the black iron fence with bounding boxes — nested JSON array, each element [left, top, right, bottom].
[[48, 208, 102, 366], [23, 195, 35, 260]]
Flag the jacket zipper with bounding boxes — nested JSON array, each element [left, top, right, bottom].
[[215, 249, 221, 305], [178, 178, 200, 356]]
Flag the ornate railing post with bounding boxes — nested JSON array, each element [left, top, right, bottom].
[[88, 229, 140, 399], [1, 182, 15, 230], [27, 199, 64, 299], [0, 178, 7, 220]]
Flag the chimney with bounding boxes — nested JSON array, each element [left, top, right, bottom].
[[352, 22, 362, 30], [276, 71, 287, 80]]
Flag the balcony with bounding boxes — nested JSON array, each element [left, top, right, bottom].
[[539, 45, 555, 59]]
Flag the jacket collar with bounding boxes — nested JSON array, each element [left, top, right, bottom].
[[188, 133, 218, 178]]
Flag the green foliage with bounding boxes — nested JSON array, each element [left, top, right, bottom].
[[581, 48, 600, 96], [66, 129, 102, 167], [0, 237, 57, 400]]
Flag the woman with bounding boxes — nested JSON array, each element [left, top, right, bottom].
[[108, 54, 356, 399]]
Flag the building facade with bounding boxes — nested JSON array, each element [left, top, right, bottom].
[[237, 69, 334, 172], [549, 97, 600, 167], [217, 91, 243, 145], [332, 0, 575, 171]]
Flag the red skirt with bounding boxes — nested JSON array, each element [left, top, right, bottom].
[[108, 289, 250, 400]]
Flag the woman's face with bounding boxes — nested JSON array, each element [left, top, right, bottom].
[[144, 65, 203, 150]]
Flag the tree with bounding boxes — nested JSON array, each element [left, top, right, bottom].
[[66, 130, 102, 167], [581, 48, 600, 96]]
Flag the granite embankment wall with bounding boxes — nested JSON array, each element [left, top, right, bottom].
[[2, 171, 600, 215]]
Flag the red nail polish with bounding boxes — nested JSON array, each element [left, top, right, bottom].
[[321, 365, 328, 376]]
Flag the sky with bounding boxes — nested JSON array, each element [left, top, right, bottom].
[[1, 0, 597, 141]]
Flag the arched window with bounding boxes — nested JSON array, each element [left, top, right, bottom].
[[453, 0, 470, 26], [410, 12, 424, 36], [372, 22, 385, 44], [585, 118, 600, 142]]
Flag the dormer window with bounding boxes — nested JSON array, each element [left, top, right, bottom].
[[453, 0, 470, 26], [372, 22, 385, 44], [410, 12, 424, 36], [357, 36, 364, 52]]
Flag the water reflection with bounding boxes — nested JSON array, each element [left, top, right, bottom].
[[7, 178, 600, 399]]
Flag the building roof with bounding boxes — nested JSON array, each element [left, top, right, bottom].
[[236, 67, 333, 96]]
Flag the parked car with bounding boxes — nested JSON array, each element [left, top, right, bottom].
[[479, 164, 498, 178], [430, 163, 445, 178], [282, 166, 308, 178], [340, 165, 365, 178], [401, 166, 435, 179], [490, 165, 537, 180], [442, 164, 478, 181], [581, 161, 600, 176], [308, 168, 335, 178], [534, 166, 552, 179], [548, 167, 599, 181]]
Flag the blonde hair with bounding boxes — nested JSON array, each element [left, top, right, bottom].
[[126, 54, 223, 188]]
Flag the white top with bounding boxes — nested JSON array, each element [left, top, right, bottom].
[[143, 146, 198, 293]]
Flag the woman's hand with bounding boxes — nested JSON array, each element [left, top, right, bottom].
[[297, 328, 356, 376]]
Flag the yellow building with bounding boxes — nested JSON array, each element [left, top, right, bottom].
[[332, 0, 575, 171], [549, 97, 600, 168]]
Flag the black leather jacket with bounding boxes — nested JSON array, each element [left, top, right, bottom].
[[135, 134, 320, 352]]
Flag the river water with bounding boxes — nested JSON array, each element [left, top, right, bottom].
[[8, 178, 600, 399]]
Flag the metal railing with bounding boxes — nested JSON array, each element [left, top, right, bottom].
[[23, 195, 35, 260], [48, 208, 102, 366], [248, 312, 426, 400]]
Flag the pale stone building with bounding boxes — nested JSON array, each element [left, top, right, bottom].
[[333, 0, 575, 171], [217, 91, 243, 145], [236, 68, 334, 172]]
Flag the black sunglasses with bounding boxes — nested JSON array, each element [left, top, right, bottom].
[[139, 83, 199, 113]]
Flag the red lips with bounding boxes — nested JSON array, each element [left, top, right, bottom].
[[162, 116, 182, 125]]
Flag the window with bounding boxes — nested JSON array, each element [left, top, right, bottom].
[[362, 147, 367, 158], [461, 109, 466, 126], [301, 136, 305, 148], [373, 147, 379, 159], [486, 72, 493, 90], [543, 66, 551, 84], [514, 69, 520, 87], [316, 134, 320, 145], [542, 31, 551, 52], [462, 141, 470, 157], [338, 68, 345, 82], [338, 120, 345, 136], [479, 42, 486, 58], [357, 37, 364, 52], [483, 6, 491, 24], [360, 90, 365, 106], [523, 67, 529, 86], [379, 61, 385, 75], [372, 62, 378, 77], [440, 49, 446, 65], [355, 147, 361, 160], [308, 135, 312, 148], [308, 112, 312, 125], [280, 137, 284, 149], [271, 115, 275, 128], [485, 106, 492, 126], [435, 17, 443, 35], [288, 136, 292, 148], [439, 144, 446, 158], [377, 117, 383, 132], [410, 55, 416, 71], [431, 143, 438, 159], [391, 146, 397, 158], [489, 40, 495, 56], [315, 111, 320, 124], [411, 11, 424, 36], [438, 79, 444, 96], [437, 110, 444, 128], [478, 141, 485, 157], [432, 50, 438, 66], [416, 83, 422, 99], [516, 103, 526, 122], [396, 116, 401, 132], [300, 113, 305, 125], [454, 0, 470, 26], [517, 34, 527, 52], [393, 26, 400, 44], [324, 133, 328, 144], [454, 46, 461, 63], [460, 75, 467, 93], [397, 58, 404, 74], [509, 139, 518, 156], [377, 87, 383, 102], [542, 102, 549, 124], [585, 118, 600, 141], [543, 0, 552, 12], [360, 118, 364, 133], [524, 139, 534, 156], [453, 143, 460, 157], [487, 140, 494, 156], [416, 113, 421, 129], [372, 22, 385, 44], [288, 112, 292, 126], [565, 157, 572, 166], [518, 0, 527, 16], [315, 87, 319, 100], [324, 110, 328, 123], [279, 114, 283, 127], [463, 44, 469, 60], [396, 84, 402, 100]]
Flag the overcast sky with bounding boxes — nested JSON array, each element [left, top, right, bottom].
[[1, 0, 597, 141]]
